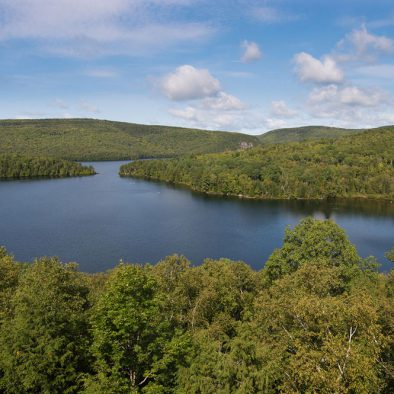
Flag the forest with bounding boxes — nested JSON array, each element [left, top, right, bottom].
[[0, 218, 393, 393], [258, 126, 362, 144], [120, 127, 394, 200], [0, 154, 95, 179], [0, 119, 259, 161]]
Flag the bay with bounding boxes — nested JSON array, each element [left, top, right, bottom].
[[0, 161, 393, 272]]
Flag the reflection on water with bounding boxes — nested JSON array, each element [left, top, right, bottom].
[[0, 161, 393, 272]]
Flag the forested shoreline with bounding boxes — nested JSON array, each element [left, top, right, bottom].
[[120, 128, 394, 200], [0, 154, 95, 179], [0, 218, 393, 393]]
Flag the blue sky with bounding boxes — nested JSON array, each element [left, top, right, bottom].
[[1, 0, 394, 134]]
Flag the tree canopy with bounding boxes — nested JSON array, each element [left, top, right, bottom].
[[0, 154, 95, 179], [0, 218, 393, 393], [120, 128, 394, 200]]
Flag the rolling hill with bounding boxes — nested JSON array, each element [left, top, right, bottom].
[[258, 126, 364, 144], [0, 118, 260, 161], [120, 126, 394, 200]]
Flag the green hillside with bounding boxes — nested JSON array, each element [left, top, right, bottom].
[[120, 126, 394, 200], [259, 125, 363, 144], [0, 118, 259, 161]]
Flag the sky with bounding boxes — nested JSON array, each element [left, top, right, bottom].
[[1, 0, 394, 134]]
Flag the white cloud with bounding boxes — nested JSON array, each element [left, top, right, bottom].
[[0, 0, 212, 57], [163, 64, 263, 131], [294, 52, 344, 84], [168, 90, 263, 132], [309, 85, 386, 108], [336, 25, 394, 62], [306, 84, 389, 124], [270, 100, 298, 118], [170, 104, 264, 132], [161, 65, 221, 101], [202, 92, 247, 111], [241, 41, 262, 63]]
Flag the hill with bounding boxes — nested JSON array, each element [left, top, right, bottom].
[[120, 126, 394, 200], [0, 118, 260, 161], [258, 125, 363, 144]]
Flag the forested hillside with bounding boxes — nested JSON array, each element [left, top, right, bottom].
[[0, 154, 95, 179], [0, 218, 393, 393], [0, 118, 259, 161], [259, 125, 363, 144], [120, 127, 394, 200]]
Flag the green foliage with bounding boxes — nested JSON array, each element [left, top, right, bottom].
[[385, 247, 394, 263], [120, 127, 394, 200], [263, 217, 361, 283], [0, 219, 393, 393], [0, 118, 259, 161], [87, 263, 190, 393], [0, 258, 91, 393], [258, 125, 363, 144], [250, 261, 387, 393], [0, 154, 95, 179]]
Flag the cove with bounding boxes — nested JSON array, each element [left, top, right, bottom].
[[0, 161, 393, 272]]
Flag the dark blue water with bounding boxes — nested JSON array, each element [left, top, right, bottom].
[[0, 161, 393, 272]]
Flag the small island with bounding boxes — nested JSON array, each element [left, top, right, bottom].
[[0, 154, 95, 179]]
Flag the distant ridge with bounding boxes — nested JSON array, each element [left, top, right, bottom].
[[259, 125, 364, 144], [0, 118, 259, 161], [1, 118, 392, 161]]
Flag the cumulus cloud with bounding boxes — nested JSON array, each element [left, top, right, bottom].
[[337, 25, 394, 62], [241, 41, 262, 63], [309, 85, 386, 108], [307, 84, 388, 121], [169, 105, 264, 132], [0, 0, 212, 56], [270, 100, 298, 118], [161, 65, 221, 101], [294, 52, 344, 84], [161, 64, 264, 131], [202, 92, 247, 111]]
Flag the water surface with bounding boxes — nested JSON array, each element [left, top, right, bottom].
[[0, 161, 393, 272]]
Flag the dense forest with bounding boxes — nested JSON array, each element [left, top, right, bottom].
[[120, 127, 394, 200], [0, 218, 392, 393], [0, 154, 95, 179], [258, 126, 363, 144], [0, 119, 259, 161]]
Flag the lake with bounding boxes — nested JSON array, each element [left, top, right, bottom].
[[0, 161, 393, 272]]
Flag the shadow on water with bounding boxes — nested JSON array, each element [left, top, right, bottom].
[[139, 177, 394, 218]]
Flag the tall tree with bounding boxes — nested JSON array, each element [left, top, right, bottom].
[[0, 258, 91, 394]]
